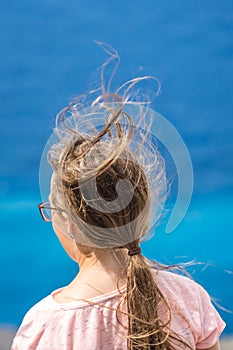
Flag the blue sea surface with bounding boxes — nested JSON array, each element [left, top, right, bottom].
[[0, 0, 232, 336]]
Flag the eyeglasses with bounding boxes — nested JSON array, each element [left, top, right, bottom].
[[38, 201, 66, 222]]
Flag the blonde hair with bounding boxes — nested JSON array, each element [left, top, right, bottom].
[[47, 44, 193, 349]]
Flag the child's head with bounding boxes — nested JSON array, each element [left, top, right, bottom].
[[47, 100, 167, 253]]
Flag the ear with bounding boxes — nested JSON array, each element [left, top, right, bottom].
[[52, 220, 79, 262]]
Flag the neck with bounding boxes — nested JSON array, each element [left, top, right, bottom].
[[65, 246, 128, 299]]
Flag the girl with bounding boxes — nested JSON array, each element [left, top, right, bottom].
[[11, 54, 225, 349]]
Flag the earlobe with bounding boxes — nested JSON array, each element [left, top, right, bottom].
[[67, 220, 76, 240]]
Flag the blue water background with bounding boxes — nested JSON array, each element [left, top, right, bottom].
[[0, 0, 233, 334]]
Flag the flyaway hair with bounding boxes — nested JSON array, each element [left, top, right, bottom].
[[46, 43, 193, 349]]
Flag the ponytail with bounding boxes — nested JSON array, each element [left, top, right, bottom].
[[124, 243, 193, 350]]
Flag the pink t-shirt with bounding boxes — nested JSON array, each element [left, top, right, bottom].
[[11, 270, 225, 350]]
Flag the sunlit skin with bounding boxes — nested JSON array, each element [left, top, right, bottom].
[[51, 219, 128, 303]]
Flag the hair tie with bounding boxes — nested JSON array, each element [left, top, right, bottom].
[[128, 247, 141, 257]]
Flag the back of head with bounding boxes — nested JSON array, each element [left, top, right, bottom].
[[48, 99, 167, 250]]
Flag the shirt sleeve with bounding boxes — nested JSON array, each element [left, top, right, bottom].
[[11, 302, 47, 350], [195, 284, 226, 349]]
